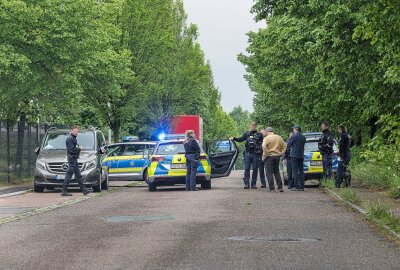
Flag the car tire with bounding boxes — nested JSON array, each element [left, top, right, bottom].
[[93, 177, 102, 193], [143, 169, 148, 182], [148, 182, 156, 192], [34, 185, 44, 193], [201, 180, 211, 190], [101, 171, 109, 190]]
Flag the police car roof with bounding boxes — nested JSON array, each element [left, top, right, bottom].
[[303, 132, 323, 141], [107, 141, 157, 147], [158, 139, 185, 144]]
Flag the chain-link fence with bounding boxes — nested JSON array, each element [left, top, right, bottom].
[[0, 122, 47, 183]]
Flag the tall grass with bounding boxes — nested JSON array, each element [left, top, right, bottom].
[[339, 188, 359, 203], [351, 145, 400, 199], [367, 200, 400, 233], [352, 163, 400, 199]]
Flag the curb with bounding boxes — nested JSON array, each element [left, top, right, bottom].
[[326, 188, 400, 240], [0, 193, 104, 226], [0, 189, 33, 199]]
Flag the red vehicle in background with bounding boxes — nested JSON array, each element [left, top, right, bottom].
[[169, 115, 203, 143]]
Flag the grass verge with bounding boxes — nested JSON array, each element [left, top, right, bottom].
[[367, 200, 400, 234], [352, 163, 400, 199], [338, 188, 359, 203]]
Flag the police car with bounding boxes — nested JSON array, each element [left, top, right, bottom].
[[282, 132, 338, 185], [101, 141, 157, 181], [146, 137, 238, 191]]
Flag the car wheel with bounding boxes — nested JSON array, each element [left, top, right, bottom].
[[93, 177, 102, 193], [201, 180, 211, 190], [148, 182, 156, 192], [34, 185, 44, 193], [101, 171, 109, 190], [143, 169, 148, 182]]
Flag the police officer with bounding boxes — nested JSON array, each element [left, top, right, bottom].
[[336, 124, 351, 188], [61, 126, 91, 196], [184, 130, 201, 191], [258, 128, 268, 188], [288, 126, 306, 191], [318, 121, 334, 179], [284, 132, 294, 189], [230, 122, 263, 189]]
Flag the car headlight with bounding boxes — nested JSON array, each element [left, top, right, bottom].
[[36, 160, 46, 170], [85, 160, 97, 170]]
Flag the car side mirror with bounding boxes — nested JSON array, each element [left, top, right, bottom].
[[99, 146, 106, 154], [35, 147, 40, 155]]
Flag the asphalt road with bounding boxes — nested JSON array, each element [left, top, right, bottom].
[[0, 171, 399, 270]]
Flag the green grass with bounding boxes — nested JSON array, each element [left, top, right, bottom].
[[339, 188, 359, 203], [320, 178, 335, 189], [367, 200, 400, 233], [352, 163, 400, 199]]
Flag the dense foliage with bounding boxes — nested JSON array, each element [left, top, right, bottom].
[[240, 0, 400, 192], [0, 0, 234, 142], [239, 0, 399, 140]]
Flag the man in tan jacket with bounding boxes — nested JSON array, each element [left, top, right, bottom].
[[262, 127, 286, 192]]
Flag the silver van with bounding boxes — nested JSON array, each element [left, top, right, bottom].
[[34, 128, 107, 192]]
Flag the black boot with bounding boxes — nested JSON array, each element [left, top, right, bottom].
[[61, 189, 72, 196]]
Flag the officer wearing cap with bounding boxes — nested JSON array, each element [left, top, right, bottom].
[[287, 125, 306, 191], [230, 122, 263, 189]]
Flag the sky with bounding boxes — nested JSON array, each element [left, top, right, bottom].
[[183, 0, 263, 113]]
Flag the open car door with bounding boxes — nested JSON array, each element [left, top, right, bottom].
[[205, 140, 239, 178]]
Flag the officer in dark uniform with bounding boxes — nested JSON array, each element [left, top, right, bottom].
[[284, 132, 294, 189], [258, 128, 268, 188], [184, 130, 201, 191], [318, 121, 334, 179], [230, 122, 263, 189], [61, 126, 91, 196], [336, 125, 351, 187]]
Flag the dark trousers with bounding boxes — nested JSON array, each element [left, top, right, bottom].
[[322, 153, 333, 178], [336, 152, 351, 187], [244, 152, 259, 186], [257, 155, 266, 186], [286, 158, 293, 188], [291, 157, 304, 189], [265, 156, 283, 190], [185, 154, 198, 191], [63, 157, 84, 191]]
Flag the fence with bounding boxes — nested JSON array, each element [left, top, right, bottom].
[[0, 122, 47, 183]]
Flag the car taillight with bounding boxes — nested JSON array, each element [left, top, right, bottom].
[[199, 155, 207, 160], [152, 156, 165, 162]]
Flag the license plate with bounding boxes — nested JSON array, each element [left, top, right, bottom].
[[171, 163, 186, 169], [310, 160, 322, 166]]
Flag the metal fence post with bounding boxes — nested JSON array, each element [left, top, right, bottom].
[[6, 121, 10, 183], [28, 125, 32, 176]]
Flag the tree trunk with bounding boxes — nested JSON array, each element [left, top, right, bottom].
[[15, 113, 26, 176], [368, 116, 378, 139], [111, 120, 121, 143]]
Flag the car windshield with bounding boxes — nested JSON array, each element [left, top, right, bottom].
[[305, 140, 337, 152], [43, 132, 95, 151], [122, 144, 147, 156], [304, 141, 319, 152], [156, 143, 185, 155]]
